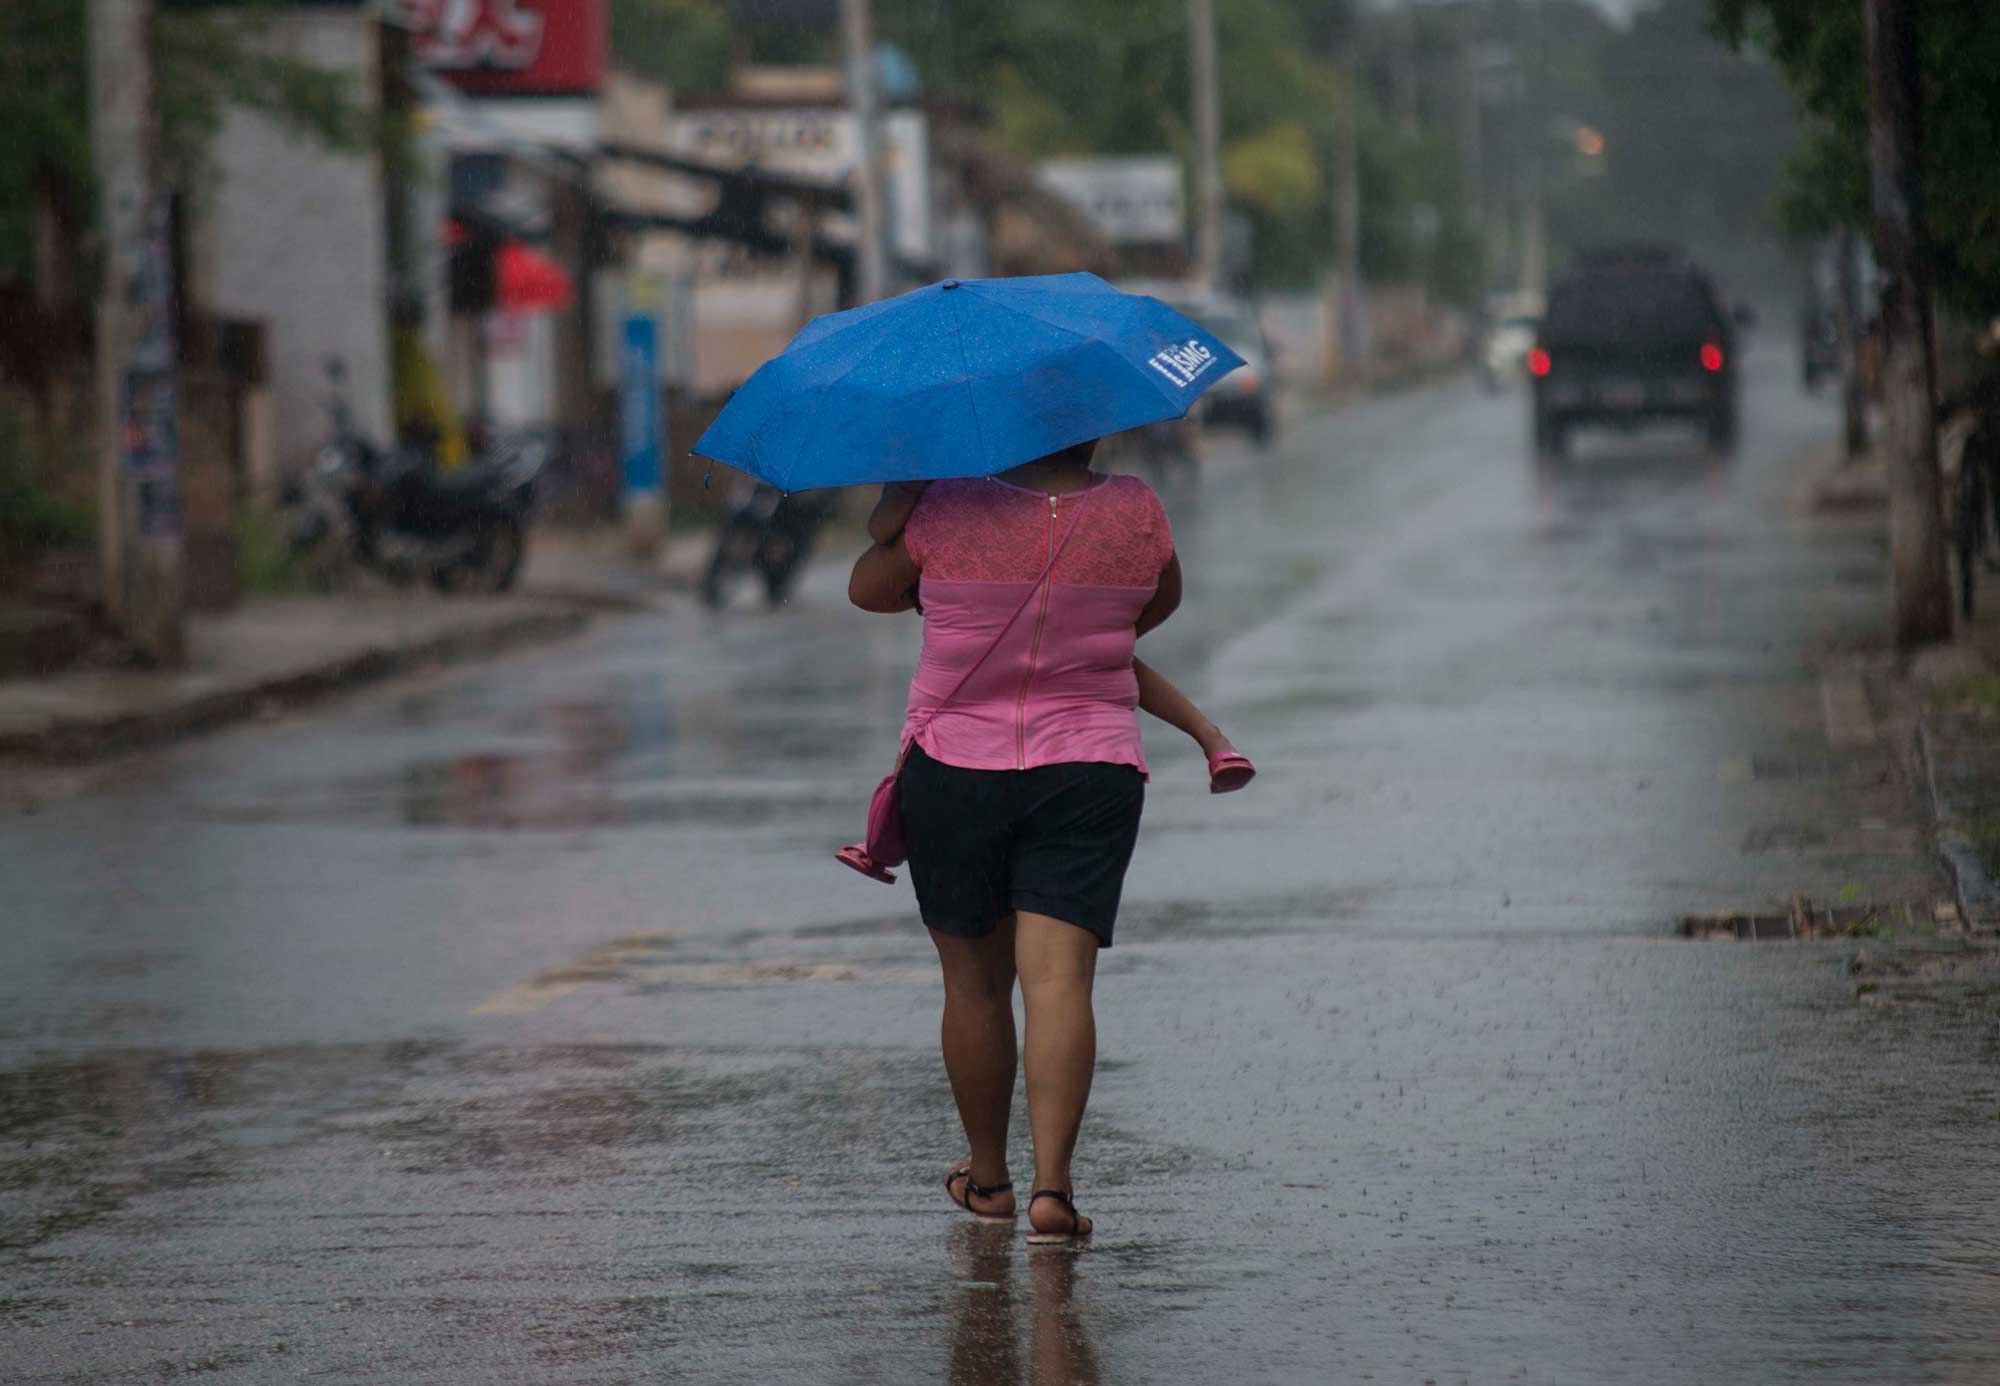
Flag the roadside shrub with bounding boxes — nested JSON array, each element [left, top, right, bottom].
[[233, 503, 308, 596], [0, 388, 92, 557]]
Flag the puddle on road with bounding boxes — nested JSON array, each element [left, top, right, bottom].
[[195, 754, 857, 832], [0, 1039, 772, 1253], [468, 931, 928, 1015]]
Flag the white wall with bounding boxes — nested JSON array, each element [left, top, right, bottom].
[[196, 10, 391, 472]]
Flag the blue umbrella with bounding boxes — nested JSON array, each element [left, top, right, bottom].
[[692, 272, 1247, 492]]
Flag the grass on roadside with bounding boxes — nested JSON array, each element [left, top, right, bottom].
[[1933, 672, 2000, 719], [234, 505, 310, 596]]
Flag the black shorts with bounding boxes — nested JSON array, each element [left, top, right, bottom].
[[898, 743, 1145, 948]]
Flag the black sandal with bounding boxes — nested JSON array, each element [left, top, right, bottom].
[[945, 1163, 1015, 1222], [1025, 1188, 1093, 1244]]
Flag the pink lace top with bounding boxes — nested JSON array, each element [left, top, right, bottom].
[[902, 473, 1173, 773]]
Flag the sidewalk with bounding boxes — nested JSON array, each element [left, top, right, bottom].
[[517, 528, 713, 610], [0, 530, 713, 764], [0, 596, 591, 762], [1916, 622, 2000, 931]]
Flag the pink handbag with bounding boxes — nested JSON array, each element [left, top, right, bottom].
[[837, 492, 1092, 884]]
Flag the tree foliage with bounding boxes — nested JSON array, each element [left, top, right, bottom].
[[1513, 0, 1800, 297], [876, 0, 1475, 295], [611, 0, 735, 96], [0, 0, 365, 283], [1711, 0, 2000, 311]]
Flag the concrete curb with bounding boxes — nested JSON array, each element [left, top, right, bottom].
[[0, 605, 591, 765], [1917, 719, 2000, 930]]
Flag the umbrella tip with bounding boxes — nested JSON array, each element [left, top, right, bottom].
[[941, 279, 960, 290]]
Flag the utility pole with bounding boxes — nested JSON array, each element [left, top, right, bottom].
[[1836, 226, 1869, 463], [1864, 0, 1949, 648], [88, 0, 185, 665], [1519, 0, 1546, 295], [1391, 1, 1419, 137], [1456, 6, 1483, 242], [1189, 0, 1225, 290], [1332, 3, 1364, 382], [841, 0, 888, 305]]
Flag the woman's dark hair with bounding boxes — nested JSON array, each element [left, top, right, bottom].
[[1044, 438, 1100, 467]]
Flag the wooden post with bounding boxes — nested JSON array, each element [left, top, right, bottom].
[[88, 0, 185, 664], [840, 0, 888, 305], [1332, 6, 1363, 382], [1864, 0, 1950, 649], [1189, 0, 1225, 289], [1836, 226, 1869, 462]]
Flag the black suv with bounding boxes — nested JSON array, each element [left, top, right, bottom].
[[1529, 248, 1740, 458]]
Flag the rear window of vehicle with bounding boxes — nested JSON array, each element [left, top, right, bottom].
[[1543, 270, 1720, 345]]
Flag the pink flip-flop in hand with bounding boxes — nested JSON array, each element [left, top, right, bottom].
[[835, 844, 898, 883], [1207, 750, 1256, 794]]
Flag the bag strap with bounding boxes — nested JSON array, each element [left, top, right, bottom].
[[904, 486, 1094, 747]]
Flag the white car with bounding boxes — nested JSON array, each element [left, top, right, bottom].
[[1481, 314, 1542, 392]]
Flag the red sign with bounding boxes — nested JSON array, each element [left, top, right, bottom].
[[392, 0, 605, 95]]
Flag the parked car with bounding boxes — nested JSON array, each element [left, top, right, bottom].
[[1120, 281, 1276, 446], [1529, 246, 1741, 458], [1184, 298, 1277, 445], [1482, 313, 1542, 391]]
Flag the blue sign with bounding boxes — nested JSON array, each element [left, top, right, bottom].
[[619, 315, 661, 498]]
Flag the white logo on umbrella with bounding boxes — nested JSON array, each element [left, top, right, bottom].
[[1147, 339, 1217, 388]]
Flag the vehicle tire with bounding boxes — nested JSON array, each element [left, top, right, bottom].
[[431, 517, 525, 595], [1251, 412, 1274, 448], [702, 529, 752, 611], [1707, 402, 1739, 453], [700, 549, 735, 610], [1533, 408, 1568, 462], [761, 554, 802, 606]]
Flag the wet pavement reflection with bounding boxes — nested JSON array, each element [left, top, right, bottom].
[[4, 348, 1994, 1383]]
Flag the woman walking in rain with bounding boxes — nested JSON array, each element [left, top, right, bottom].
[[848, 438, 1246, 1242], [691, 273, 1253, 1241]]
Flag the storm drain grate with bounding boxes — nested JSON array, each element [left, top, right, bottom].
[[1679, 895, 1938, 941]]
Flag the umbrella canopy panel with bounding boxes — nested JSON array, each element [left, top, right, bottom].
[[693, 273, 1246, 491]]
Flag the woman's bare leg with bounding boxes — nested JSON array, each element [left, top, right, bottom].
[[1014, 911, 1099, 1236], [930, 921, 1019, 1215]]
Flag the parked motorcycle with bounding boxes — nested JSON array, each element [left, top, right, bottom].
[[701, 482, 834, 609], [286, 359, 545, 594]]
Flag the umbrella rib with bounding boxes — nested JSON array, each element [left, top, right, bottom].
[[950, 290, 1198, 410], [945, 286, 992, 473], [748, 312, 911, 489], [954, 288, 1097, 347]]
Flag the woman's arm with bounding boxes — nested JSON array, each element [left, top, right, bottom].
[[866, 481, 930, 546], [849, 534, 923, 613], [1134, 552, 1183, 638], [1132, 656, 1228, 755]]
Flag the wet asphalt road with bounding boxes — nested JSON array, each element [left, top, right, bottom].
[[7, 349, 1999, 1384]]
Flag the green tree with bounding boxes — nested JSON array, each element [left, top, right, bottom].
[[0, 0, 364, 284], [877, 0, 1480, 297], [610, 0, 735, 96], [1711, 0, 2000, 312]]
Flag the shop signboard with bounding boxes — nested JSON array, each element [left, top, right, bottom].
[[665, 107, 932, 263], [1035, 157, 1185, 245], [390, 0, 605, 96]]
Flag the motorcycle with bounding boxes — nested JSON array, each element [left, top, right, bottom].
[[286, 359, 545, 594], [701, 481, 834, 609]]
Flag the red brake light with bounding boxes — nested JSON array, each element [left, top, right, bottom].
[[1700, 342, 1725, 373], [1527, 347, 1552, 377]]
